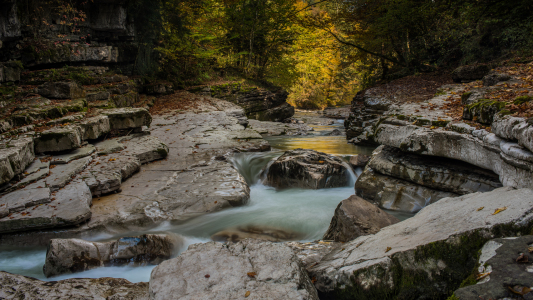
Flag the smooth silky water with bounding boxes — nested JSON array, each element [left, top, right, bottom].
[[0, 116, 414, 283]]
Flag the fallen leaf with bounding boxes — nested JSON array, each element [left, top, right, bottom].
[[247, 272, 256, 278], [528, 246, 533, 253], [516, 253, 529, 263], [245, 291, 251, 297], [477, 207, 484, 211], [492, 207, 507, 215], [204, 274, 210, 278], [508, 285, 532, 295], [385, 247, 392, 253], [476, 272, 491, 280], [311, 277, 317, 283]]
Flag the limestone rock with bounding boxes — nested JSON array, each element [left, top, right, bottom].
[[309, 187, 533, 298], [212, 225, 304, 242], [263, 149, 350, 189], [0, 188, 51, 214], [452, 64, 491, 83], [37, 82, 85, 99], [368, 145, 502, 195], [149, 239, 319, 300], [0, 137, 34, 185], [286, 241, 341, 271], [50, 145, 96, 165], [0, 271, 148, 299], [93, 139, 125, 155], [323, 195, 399, 242], [454, 236, 533, 299], [483, 72, 511, 86], [79, 115, 111, 140], [101, 107, 152, 130], [0, 182, 92, 233], [149, 160, 250, 221], [43, 234, 180, 277], [355, 167, 458, 212], [77, 153, 140, 197], [374, 124, 533, 189], [348, 154, 370, 168], [493, 114, 533, 153], [45, 156, 92, 191], [34, 125, 82, 153], [119, 135, 169, 164]]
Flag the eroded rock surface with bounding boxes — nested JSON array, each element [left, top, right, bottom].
[[309, 187, 533, 298], [212, 225, 304, 242], [263, 149, 350, 189], [0, 271, 148, 299], [43, 234, 180, 277], [323, 195, 399, 242], [149, 239, 319, 300]]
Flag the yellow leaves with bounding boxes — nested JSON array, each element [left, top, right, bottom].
[[108, 158, 117, 162], [476, 272, 491, 281], [318, 160, 325, 164], [245, 291, 251, 297], [492, 207, 507, 215], [477, 207, 484, 211], [385, 247, 392, 253]]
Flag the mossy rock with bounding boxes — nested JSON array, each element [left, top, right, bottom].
[[463, 99, 507, 125], [514, 95, 533, 105]]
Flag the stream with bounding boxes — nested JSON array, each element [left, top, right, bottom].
[[0, 112, 414, 283]]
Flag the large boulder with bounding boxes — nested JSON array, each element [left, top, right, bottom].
[[348, 154, 370, 168], [79, 115, 111, 140], [453, 235, 533, 299], [263, 149, 351, 189], [43, 234, 180, 277], [149, 239, 319, 300], [452, 64, 491, 83], [101, 107, 152, 130], [37, 82, 86, 99], [0, 182, 92, 233], [309, 187, 533, 299], [323, 195, 399, 242], [34, 125, 83, 153], [355, 167, 458, 212], [0, 271, 148, 299], [368, 145, 502, 195]]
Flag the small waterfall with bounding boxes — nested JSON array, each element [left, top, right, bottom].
[[341, 160, 358, 187], [228, 152, 281, 185]]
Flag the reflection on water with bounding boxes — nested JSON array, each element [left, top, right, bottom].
[[266, 135, 374, 156]]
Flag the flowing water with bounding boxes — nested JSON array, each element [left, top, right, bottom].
[[0, 113, 413, 283]]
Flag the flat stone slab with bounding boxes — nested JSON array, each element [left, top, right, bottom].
[[101, 107, 152, 130], [454, 235, 533, 299], [0, 137, 34, 185], [50, 145, 96, 165], [0, 188, 51, 214], [93, 139, 125, 155], [149, 239, 319, 300], [0, 182, 92, 233], [119, 135, 169, 164], [34, 125, 82, 153], [37, 81, 85, 99], [77, 153, 140, 197], [147, 160, 250, 222], [247, 119, 312, 136], [309, 187, 533, 298], [45, 156, 92, 191], [0, 271, 148, 299]]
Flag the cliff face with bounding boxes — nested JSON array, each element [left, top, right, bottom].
[[0, 0, 152, 74]]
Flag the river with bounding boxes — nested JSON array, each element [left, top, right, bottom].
[[0, 111, 413, 283]]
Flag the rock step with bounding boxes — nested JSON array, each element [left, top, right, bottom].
[[309, 187, 533, 298], [0, 137, 34, 185], [0, 182, 92, 234]]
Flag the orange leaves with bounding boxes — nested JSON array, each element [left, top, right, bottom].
[[247, 272, 257, 278]]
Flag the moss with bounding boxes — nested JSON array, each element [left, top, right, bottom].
[[435, 89, 447, 96], [431, 120, 450, 127], [414, 118, 431, 126], [396, 115, 406, 120], [514, 95, 533, 105], [446, 294, 460, 300], [465, 99, 507, 124], [461, 92, 472, 103], [156, 147, 168, 158]]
